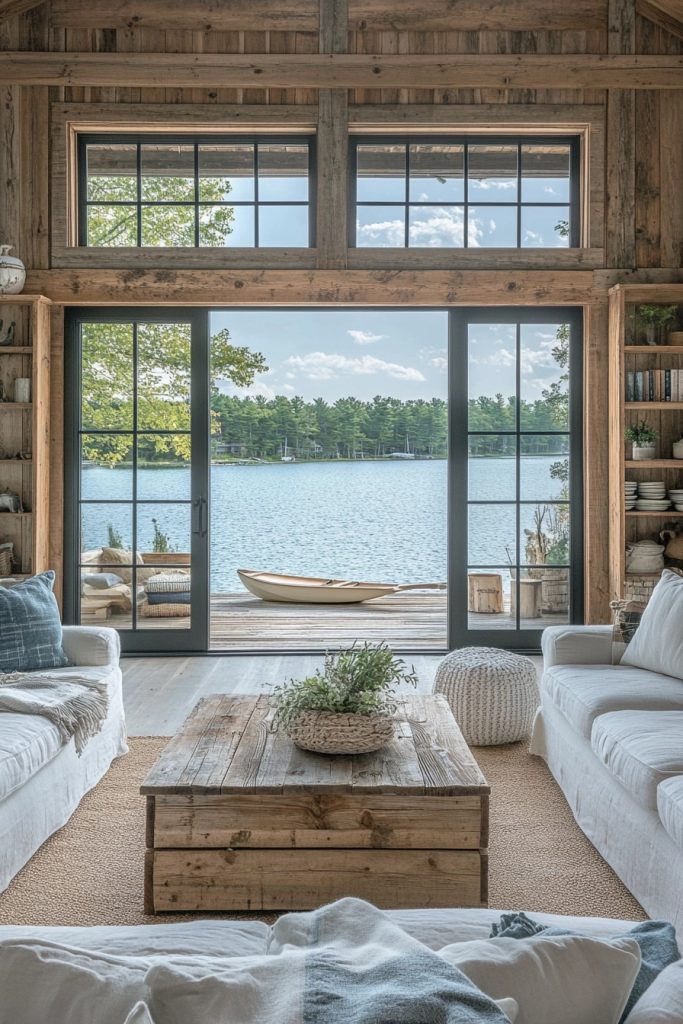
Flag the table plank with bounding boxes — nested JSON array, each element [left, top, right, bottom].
[[406, 694, 490, 794]]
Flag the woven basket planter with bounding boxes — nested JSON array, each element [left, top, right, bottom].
[[285, 710, 394, 754]]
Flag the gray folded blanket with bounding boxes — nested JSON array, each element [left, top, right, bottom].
[[0, 671, 110, 755]]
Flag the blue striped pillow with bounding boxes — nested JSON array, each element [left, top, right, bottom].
[[0, 571, 70, 673]]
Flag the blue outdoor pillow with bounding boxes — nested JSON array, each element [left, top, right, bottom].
[[0, 571, 70, 672]]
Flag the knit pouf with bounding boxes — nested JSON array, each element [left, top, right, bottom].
[[433, 646, 538, 745]]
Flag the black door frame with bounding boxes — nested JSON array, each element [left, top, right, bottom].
[[64, 307, 211, 653], [448, 306, 584, 651]]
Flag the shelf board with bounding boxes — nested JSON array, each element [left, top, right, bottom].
[[625, 345, 683, 353], [625, 460, 683, 467], [0, 512, 32, 517], [625, 511, 683, 517], [0, 295, 49, 305], [625, 402, 683, 410], [0, 347, 32, 354], [0, 458, 31, 464], [0, 403, 31, 410]]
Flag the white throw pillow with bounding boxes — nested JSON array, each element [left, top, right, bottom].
[[0, 940, 147, 1024], [437, 934, 642, 1024], [620, 569, 683, 679]]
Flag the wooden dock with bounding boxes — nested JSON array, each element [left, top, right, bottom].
[[103, 592, 566, 650]]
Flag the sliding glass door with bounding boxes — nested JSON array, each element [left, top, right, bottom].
[[449, 308, 583, 650], [64, 309, 210, 652]]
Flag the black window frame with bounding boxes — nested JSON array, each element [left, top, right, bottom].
[[349, 134, 581, 249], [77, 133, 317, 249]]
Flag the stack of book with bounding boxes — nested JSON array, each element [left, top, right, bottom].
[[626, 369, 683, 401]]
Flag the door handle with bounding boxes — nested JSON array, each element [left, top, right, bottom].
[[192, 497, 208, 537]]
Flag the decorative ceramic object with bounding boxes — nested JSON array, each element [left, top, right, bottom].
[[0, 321, 16, 346], [0, 246, 25, 295], [660, 525, 683, 568], [625, 539, 665, 574], [632, 442, 656, 461], [13, 378, 30, 404], [284, 710, 395, 754], [673, 438, 683, 459]]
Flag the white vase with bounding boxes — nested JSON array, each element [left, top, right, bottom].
[[13, 378, 30, 404], [632, 443, 656, 461], [673, 438, 683, 459], [0, 246, 25, 295]]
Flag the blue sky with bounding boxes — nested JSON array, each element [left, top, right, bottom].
[[210, 312, 567, 404]]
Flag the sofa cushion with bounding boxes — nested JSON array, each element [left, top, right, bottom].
[[658, 776, 683, 853], [0, 665, 119, 801], [591, 711, 683, 810], [543, 664, 683, 739], [621, 569, 683, 680]]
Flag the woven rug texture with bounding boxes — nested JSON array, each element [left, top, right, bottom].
[[0, 737, 645, 927]]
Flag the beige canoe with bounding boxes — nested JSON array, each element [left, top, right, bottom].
[[237, 568, 446, 604]]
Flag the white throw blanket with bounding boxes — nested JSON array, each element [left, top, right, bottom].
[[0, 671, 109, 755]]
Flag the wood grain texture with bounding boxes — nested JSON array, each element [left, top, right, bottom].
[[25, 269, 596, 305], [660, 90, 683, 267], [638, 0, 683, 42], [153, 793, 484, 849], [151, 847, 485, 911], [3, 52, 683, 90], [141, 694, 490, 795], [0, 0, 44, 20], [605, 0, 636, 269], [584, 298, 611, 622]]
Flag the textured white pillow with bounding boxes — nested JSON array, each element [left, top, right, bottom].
[[620, 569, 683, 679], [0, 941, 147, 1024], [437, 934, 642, 1024]]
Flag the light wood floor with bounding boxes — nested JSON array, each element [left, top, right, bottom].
[[122, 653, 542, 736], [107, 592, 565, 652]]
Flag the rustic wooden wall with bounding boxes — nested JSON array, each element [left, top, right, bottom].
[[1, 0, 683, 625]]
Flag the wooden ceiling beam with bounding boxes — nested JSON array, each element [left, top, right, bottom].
[[0, 0, 45, 20], [48, 0, 607, 32], [637, 0, 683, 42], [24, 269, 596, 306], [3, 52, 683, 89]]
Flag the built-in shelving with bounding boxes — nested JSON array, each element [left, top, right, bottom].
[[0, 295, 51, 577], [608, 283, 683, 604]]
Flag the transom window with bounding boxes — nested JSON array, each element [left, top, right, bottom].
[[78, 135, 315, 248], [351, 136, 580, 249]]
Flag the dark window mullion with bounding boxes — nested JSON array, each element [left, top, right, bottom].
[[516, 143, 522, 247], [194, 143, 200, 247], [254, 142, 260, 247], [132, 322, 139, 630], [463, 143, 469, 248], [404, 144, 410, 247], [515, 321, 521, 630], [136, 144, 142, 247]]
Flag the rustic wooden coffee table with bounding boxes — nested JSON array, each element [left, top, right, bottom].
[[141, 693, 489, 913]]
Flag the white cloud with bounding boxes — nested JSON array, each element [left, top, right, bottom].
[[429, 356, 448, 371], [471, 179, 516, 192], [285, 351, 425, 382], [347, 329, 386, 346], [357, 218, 404, 247], [217, 376, 277, 400], [408, 208, 464, 248]]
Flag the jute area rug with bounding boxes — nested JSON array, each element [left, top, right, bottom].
[[0, 738, 645, 928]]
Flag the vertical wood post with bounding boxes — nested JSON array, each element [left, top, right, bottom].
[[605, 0, 636, 270], [317, 0, 348, 269]]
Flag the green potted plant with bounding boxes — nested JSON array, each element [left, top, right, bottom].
[[625, 420, 658, 461], [635, 304, 678, 346], [271, 642, 418, 754]]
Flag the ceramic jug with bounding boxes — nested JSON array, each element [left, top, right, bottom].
[[660, 527, 683, 567], [0, 246, 25, 295], [625, 539, 665, 573], [673, 438, 683, 459]]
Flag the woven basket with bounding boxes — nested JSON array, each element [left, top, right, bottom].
[[285, 710, 394, 755], [0, 549, 13, 576]]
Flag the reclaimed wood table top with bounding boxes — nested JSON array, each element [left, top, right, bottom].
[[141, 693, 489, 797]]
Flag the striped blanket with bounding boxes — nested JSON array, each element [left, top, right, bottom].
[[0, 671, 109, 755]]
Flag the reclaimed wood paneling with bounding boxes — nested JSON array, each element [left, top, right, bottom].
[[3, 52, 683, 91], [605, 0, 636, 268], [24, 268, 597, 306]]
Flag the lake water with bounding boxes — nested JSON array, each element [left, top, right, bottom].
[[80, 457, 566, 592]]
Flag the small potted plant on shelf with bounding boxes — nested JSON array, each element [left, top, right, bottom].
[[635, 304, 679, 346], [271, 641, 418, 755], [625, 420, 658, 461]]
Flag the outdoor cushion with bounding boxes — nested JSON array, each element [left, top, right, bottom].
[[0, 571, 69, 673], [591, 711, 683, 811], [145, 572, 191, 594], [543, 664, 683, 739], [0, 665, 119, 802], [658, 776, 683, 853]]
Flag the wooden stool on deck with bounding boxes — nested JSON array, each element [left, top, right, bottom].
[[468, 573, 504, 614]]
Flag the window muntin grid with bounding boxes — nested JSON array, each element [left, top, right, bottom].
[[352, 137, 579, 249], [79, 135, 315, 248]]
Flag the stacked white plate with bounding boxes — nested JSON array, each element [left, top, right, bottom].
[[636, 481, 670, 511], [624, 481, 637, 511], [669, 488, 683, 512]]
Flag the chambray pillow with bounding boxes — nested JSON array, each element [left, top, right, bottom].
[[0, 570, 70, 673]]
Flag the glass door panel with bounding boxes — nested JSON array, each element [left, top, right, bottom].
[[450, 308, 582, 649], [66, 310, 209, 652]]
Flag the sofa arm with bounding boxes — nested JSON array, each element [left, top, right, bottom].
[[62, 626, 121, 667], [542, 625, 614, 669]]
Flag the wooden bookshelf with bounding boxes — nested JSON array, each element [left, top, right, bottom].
[[609, 284, 683, 603], [0, 295, 52, 576]]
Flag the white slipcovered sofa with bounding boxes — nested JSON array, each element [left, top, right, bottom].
[[531, 624, 683, 940], [0, 626, 127, 892]]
